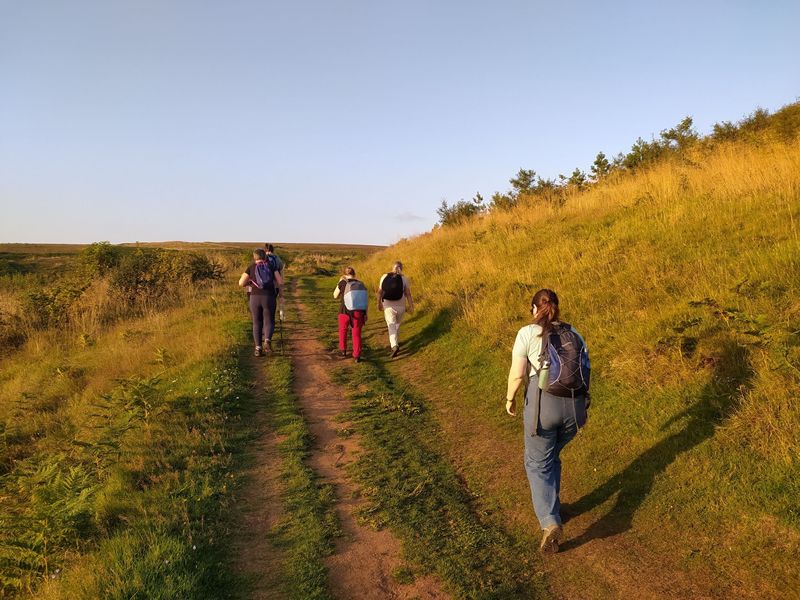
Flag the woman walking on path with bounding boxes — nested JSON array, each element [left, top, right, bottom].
[[505, 289, 590, 554], [377, 261, 414, 358], [333, 266, 368, 363], [263, 243, 285, 275], [239, 248, 283, 356], [264, 243, 286, 322]]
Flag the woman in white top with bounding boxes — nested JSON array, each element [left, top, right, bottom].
[[377, 261, 414, 357], [505, 288, 590, 555]]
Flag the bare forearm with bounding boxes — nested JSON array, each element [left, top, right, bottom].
[[506, 374, 524, 401]]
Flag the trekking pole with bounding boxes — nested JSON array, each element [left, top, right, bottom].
[[279, 306, 285, 356]]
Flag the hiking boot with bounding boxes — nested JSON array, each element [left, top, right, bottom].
[[265, 340, 273, 353], [354, 356, 361, 363], [391, 345, 399, 358], [340, 350, 347, 357], [254, 346, 263, 357], [539, 525, 562, 554]]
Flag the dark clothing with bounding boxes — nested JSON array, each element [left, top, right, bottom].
[[266, 253, 284, 274], [337, 279, 349, 315], [245, 262, 277, 296], [266, 254, 284, 295], [249, 294, 277, 346]]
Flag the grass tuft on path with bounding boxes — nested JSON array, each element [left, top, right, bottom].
[[259, 355, 339, 600], [300, 276, 549, 600]]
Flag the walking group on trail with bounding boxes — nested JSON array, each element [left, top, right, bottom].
[[239, 250, 590, 555], [238, 244, 284, 356], [333, 261, 414, 362]]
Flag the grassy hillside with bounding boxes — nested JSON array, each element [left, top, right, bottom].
[[355, 128, 800, 595]]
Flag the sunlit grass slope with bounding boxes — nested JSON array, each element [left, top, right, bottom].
[[358, 137, 800, 595]]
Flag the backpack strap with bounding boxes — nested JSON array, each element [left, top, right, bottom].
[[527, 385, 543, 438], [534, 326, 552, 375], [529, 328, 554, 438]]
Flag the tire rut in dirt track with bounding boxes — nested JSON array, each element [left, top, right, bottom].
[[230, 354, 286, 600], [290, 292, 449, 600]]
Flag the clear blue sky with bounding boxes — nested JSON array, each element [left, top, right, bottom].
[[2, 1, 798, 245]]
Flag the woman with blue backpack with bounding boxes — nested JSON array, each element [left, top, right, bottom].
[[239, 248, 284, 356], [333, 266, 368, 362], [505, 289, 590, 554]]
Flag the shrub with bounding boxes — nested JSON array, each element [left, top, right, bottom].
[[489, 191, 516, 211], [711, 120, 738, 141], [184, 253, 225, 283], [622, 136, 666, 170], [469, 101, 800, 223], [567, 168, 587, 189], [108, 249, 222, 307], [25, 281, 89, 329], [590, 152, 612, 181], [79, 242, 122, 276], [436, 194, 485, 227], [509, 168, 537, 198], [108, 249, 173, 306], [0, 312, 26, 354]]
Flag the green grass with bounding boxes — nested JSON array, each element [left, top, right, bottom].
[[16, 342, 249, 599], [0, 259, 245, 596], [299, 276, 549, 599], [349, 136, 800, 596], [0, 242, 384, 598], [256, 354, 338, 600]]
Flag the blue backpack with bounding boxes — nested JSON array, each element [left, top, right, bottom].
[[252, 260, 274, 291], [538, 323, 590, 397]]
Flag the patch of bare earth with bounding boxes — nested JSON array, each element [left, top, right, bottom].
[[229, 354, 286, 600], [388, 358, 728, 600], [291, 295, 449, 600]]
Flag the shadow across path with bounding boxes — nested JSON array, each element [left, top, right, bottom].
[[560, 339, 753, 551], [399, 306, 455, 357]]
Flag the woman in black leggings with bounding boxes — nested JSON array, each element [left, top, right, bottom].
[[239, 249, 284, 356]]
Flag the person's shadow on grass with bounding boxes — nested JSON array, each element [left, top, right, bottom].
[[395, 306, 454, 358], [559, 339, 753, 551]]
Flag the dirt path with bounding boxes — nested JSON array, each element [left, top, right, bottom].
[[289, 293, 449, 600], [387, 359, 722, 600], [229, 354, 286, 599]]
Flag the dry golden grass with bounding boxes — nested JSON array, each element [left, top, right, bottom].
[[356, 137, 800, 595]]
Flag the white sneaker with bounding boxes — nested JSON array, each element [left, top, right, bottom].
[[539, 525, 562, 554]]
